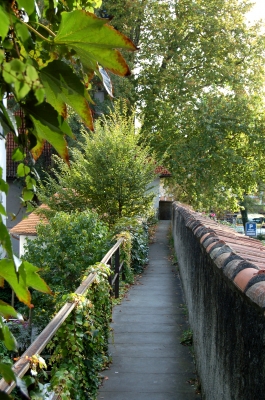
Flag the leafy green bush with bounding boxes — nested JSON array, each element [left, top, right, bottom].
[[22, 210, 110, 331], [37, 100, 155, 226], [113, 217, 149, 274]]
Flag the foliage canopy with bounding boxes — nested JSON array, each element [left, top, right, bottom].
[[137, 0, 265, 211], [107, 0, 265, 211], [38, 101, 156, 225]]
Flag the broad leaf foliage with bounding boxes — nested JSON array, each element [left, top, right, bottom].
[[0, 0, 135, 388]]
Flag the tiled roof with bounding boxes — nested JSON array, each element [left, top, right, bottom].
[[176, 204, 265, 307], [155, 166, 171, 177], [10, 204, 49, 236]]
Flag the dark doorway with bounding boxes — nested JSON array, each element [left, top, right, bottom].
[[159, 201, 172, 220]]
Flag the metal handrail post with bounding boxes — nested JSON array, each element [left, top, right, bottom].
[[114, 247, 120, 298]]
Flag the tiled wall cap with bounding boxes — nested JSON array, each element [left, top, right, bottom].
[[196, 226, 216, 241], [234, 268, 259, 291], [178, 206, 187, 213], [214, 252, 233, 269], [210, 245, 233, 262], [194, 226, 212, 238], [184, 217, 196, 227], [185, 219, 195, 228], [202, 236, 219, 249], [186, 220, 201, 230], [223, 258, 245, 280], [222, 254, 244, 270], [231, 260, 259, 280], [200, 232, 216, 245], [244, 273, 265, 294], [206, 240, 227, 255], [245, 281, 265, 308], [209, 246, 228, 260]]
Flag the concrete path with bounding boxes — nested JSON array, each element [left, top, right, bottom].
[[97, 220, 200, 400]]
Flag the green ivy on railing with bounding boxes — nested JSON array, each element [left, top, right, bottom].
[[116, 231, 134, 284], [47, 263, 111, 400]]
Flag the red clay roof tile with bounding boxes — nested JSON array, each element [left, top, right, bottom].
[[154, 166, 171, 177], [234, 268, 258, 291], [9, 204, 49, 235]]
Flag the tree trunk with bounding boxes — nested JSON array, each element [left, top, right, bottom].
[[240, 208, 248, 230]]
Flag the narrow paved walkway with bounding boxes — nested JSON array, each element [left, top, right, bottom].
[[97, 220, 200, 400]]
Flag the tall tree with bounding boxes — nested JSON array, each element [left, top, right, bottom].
[[136, 0, 265, 211]]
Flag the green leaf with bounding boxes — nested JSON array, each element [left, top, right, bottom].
[[0, 203, 7, 217], [31, 117, 69, 162], [14, 80, 30, 101], [0, 259, 31, 307], [3, 60, 30, 101], [16, 0, 35, 16], [30, 137, 46, 161], [0, 391, 12, 399], [22, 188, 34, 201], [0, 221, 13, 259], [40, 60, 93, 130], [0, 301, 18, 319], [12, 148, 25, 162], [25, 176, 36, 190], [0, 49, 4, 64], [26, 64, 38, 81], [23, 375, 35, 388], [34, 87, 46, 104], [14, 20, 31, 47], [8, 59, 25, 73], [26, 203, 34, 213], [17, 163, 30, 177], [0, 368, 29, 398], [0, 102, 19, 137], [20, 261, 53, 295], [23, 102, 73, 162], [92, 0, 102, 8], [54, 11, 137, 76], [0, 362, 16, 384], [0, 175, 9, 195], [0, 318, 17, 351], [0, 7, 9, 40]]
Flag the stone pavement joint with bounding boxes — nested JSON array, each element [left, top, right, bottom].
[[97, 220, 201, 400]]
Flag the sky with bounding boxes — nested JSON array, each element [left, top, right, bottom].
[[247, 0, 265, 22]]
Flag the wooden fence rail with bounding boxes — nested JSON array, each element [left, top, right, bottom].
[[0, 238, 124, 395]]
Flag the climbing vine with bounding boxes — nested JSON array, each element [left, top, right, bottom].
[[114, 217, 149, 274], [47, 263, 111, 400], [116, 231, 133, 284]]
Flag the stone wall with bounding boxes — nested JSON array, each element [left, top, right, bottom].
[[172, 202, 265, 400]]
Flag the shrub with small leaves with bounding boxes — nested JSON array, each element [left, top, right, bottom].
[[22, 210, 110, 331]]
